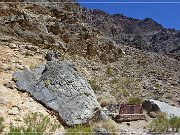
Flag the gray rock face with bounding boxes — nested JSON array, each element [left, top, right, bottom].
[[150, 99, 180, 118], [13, 61, 101, 126]]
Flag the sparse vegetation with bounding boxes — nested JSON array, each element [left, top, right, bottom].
[[88, 80, 101, 91], [122, 89, 130, 97], [105, 66, 114, 76], [110, 78, 118, 84], [150, 114, 180, 133], [24, 51, 32, 57], [110, 77, 142, 102], [128, 97, 143, 105], [8, 112, 61, 135], [154, 83, 161, 89], [0, 117, 5, 133], [66, 125, 92, 135], [150, 113, 169, 133], [169, 116, 180, 132], [99, 98, 111, 107], [93, 119, 117, 135], [44, 79, 52, 87], [66, 119, 117, 135]]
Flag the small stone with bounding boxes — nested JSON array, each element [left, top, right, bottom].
[[9, 44, 17, 49], [149, 111, 157, 118], [16, 64, 24, 70], [8, 107, 20, 115], [124, 129, 128, 132]]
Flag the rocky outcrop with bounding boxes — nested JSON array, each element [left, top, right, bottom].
[[0, 2, 124, 63], [13, 61, 101, 126], [149, 99, 180, 118], [82, 9, 180, 60]]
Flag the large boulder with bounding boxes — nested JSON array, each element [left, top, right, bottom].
[[149, 99, 180, 118], [13, 61, 101, 126]]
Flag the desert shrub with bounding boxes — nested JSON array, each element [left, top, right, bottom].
[[44, 79, 52, 87], [88, 80, 101, 91], [128, 96, 143, 105], [8, 112, 61, 135], [92, 119, 117, 135], [154, 83, 161, 89], [24, 51, 32, 57], [0, 117, 5, 133], [121, 89, 129, 97], [169, 116, 180, 132], [110, 78, 118, 84], [112, 77, 141, 98], [66, 125, 92, 135], [150, 114, 180, 133], [99, 98, 112, 107], [150, 114, 169, 133], [121, 78, 140, 92], [105, 67, 114, 76]]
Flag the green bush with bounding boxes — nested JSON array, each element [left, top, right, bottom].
[[128, 97, 143, 105], [24, 51, 32, 57], [150, 114, 169, 133], [111, 77, 142, 99], [105, 67, 114, 76], [8, 112, 61, 135], [169, 116, 180, 132], [150, 115, 180, 133], [66, 125, 92, 135], [0, 117, 5, 133], [88, 80, 101, 91]]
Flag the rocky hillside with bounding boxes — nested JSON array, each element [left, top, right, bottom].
[[0, 0, 180, 134], [0, 1, 123, 63], [82, 9, 180, 60]]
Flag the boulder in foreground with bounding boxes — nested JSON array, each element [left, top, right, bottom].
[[13, 61, 101, 126]]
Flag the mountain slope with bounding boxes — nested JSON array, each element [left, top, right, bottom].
[[0, 0, 180, 133], [82, 9, 180, 60]]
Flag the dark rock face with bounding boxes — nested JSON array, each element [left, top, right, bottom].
[[142, 100, 160, 113], [82, 9, 180, 60], [13, 61, 101, 126]]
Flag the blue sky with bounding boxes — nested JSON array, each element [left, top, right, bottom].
[[77, 0, 180, 30]]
